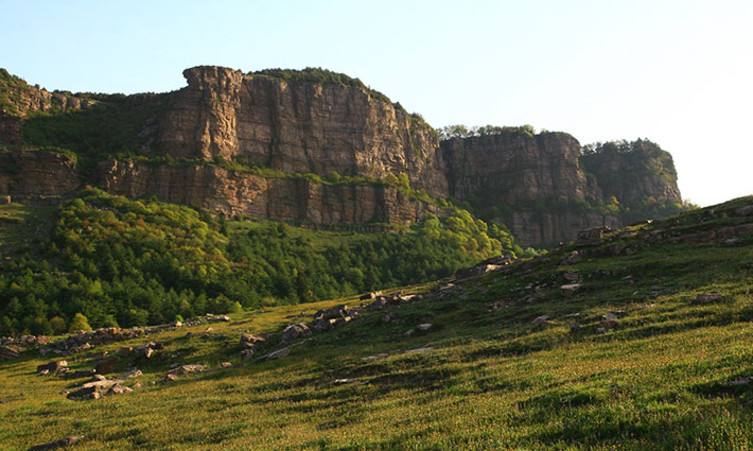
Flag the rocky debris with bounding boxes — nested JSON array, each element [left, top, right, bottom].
[[263, 347, 290, 361], [165, 364, 206, 381], [0, 334, 50, 348], [734, 206, 753, 217], [29, 435, 85, 451], [561, 251, 582, 265], [692, 293, 724, 304], [37, 360, 68, 376], [220, 362, 233, 368], [281, 323, 311, 344], [562, 272, 581, 283], [67, 375, 131, 400], [240, 333, 266, 359], [416, 323, 433, 332], [0, 345, 21, 360], [43, 327, 146, 356], [122, 369, 143, 379], [532, 315, 550, 325], [359, 291, 382, 300], [560, 284, 582, 297]]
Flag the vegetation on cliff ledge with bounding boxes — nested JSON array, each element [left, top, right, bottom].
[[0, 188, 520, 335]]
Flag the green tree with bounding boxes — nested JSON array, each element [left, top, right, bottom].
[[68, 313, 92, 332]]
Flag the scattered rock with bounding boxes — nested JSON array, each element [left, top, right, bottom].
[[67, 376, 130, 400], [37, 360, 68, 376], [281, 323, 311, 344], [264, 347, 290, 360], [123, 369, 143, 379], [29, 435, 84, 451], [165, 364, 206, 381], [562, 272, 580, 283], [221, 362, 233, 368], [333, 378, 354, 385], [0, 345, 21, 361], [532, 315, 550, 325], [359, 291, 381, 300], [734, 205, 753, 216], [416, 323, 433, 332], [560, 284, 582, 297]]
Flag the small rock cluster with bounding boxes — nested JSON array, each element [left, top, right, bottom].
[[165, 364, 206, 381], [66, 375, 132, 400], [239, 333, 266, 359]]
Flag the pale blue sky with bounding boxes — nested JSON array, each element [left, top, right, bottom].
[[2, 0, 751, 206]]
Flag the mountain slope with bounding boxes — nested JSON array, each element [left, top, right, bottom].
[[1, 196, 752, 449]]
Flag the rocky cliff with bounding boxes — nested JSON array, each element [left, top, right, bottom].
[[0, 149, 80, 198], [152, 66, 448, 197], [439, 132, 683, 244], [0, 66, 684, 245], [98, 159, 436, 226]]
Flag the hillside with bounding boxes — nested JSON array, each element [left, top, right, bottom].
[[1, 67, 686, 245], [1, 196, 752, 449]]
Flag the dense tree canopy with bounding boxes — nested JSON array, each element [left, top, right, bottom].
[[0, 189, 521, 335]]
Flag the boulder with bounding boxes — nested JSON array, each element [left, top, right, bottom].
[[240, 333, 265, 348], [734, 205, 753, 216], [281, 323, 311, 344], [532, 315, 550, 325], [314, 305, 350, 321], [220, 362, 233, 368], [67, 376, 129, 400], [416, 323, 433, 332], [359, 291, 381, 300], [563, 272, 580, 283], [37, 360, 68, 376], [561, 250, 582, 265], [165, 364, 206, 381], [560, 284, 582, 297]]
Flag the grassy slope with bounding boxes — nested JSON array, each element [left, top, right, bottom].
[[1, 198, 753, 449]]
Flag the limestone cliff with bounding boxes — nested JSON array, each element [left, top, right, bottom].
[[0, 149, 80, 198], [152, 66, 448, 197], [98, 160, 435, 226], [0, 66, 684, 246]]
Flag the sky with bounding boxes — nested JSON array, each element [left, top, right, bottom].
[[1, 0, 751, 206]]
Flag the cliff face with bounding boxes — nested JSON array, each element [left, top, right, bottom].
[[0, 66, 685, 246], [153, 66, 448, 197], [440, 131, 615, 245], [0, 149, 80, 198], [98, 160, 435, 226]]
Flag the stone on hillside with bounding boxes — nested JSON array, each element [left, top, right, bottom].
[[532, 315, 550, 325], [359, 291, 381, 300], [240, 333, 265, 348], [37, 360, 68, 376], [165, 364, 206, 381], [314, 305, 351, 321], [416, 323, 433, 332], [734, 205, 753, 216], [692, 293, 723, 304], [560, 284, 582, 297], [67, 376, 129, 400], [123, 369, 143, 379], [563, 272, 580, 283], [264, 347, 290, 360], [0, 345, 21, 361], [281, 323, 311, 344], [600, 318, 618, 330], [29, 435, 84, 451], [173, 321, 183, 327], [221, 361, 233, 368]]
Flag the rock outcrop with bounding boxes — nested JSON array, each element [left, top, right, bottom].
[[0, 149, 80, 199], [98, 159, 436, 225]]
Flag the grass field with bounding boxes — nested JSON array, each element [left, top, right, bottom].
[[1, 198, 753, 449]]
